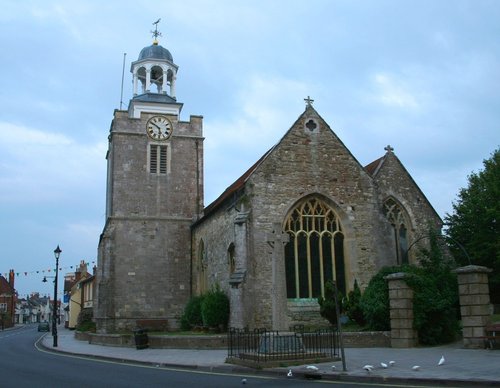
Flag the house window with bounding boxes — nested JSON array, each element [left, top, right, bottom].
[[149, 144, 168, 174], [384, 198, 409, 265], [284, 197, 346, 299], [83, 283, 93, 308], [0, 303, 6, 312]]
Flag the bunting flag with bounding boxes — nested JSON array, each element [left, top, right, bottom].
[[2, 260, 96, 279]]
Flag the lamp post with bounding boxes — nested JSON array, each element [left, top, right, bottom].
[[52, 245, 61, 347]]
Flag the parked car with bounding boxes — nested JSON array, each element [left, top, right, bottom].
[[38, 321, 50, 332]]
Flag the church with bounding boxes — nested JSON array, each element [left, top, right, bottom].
[[94, 32, 442, 333]]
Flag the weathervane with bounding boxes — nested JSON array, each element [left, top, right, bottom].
[[151, 18, 162, 43]]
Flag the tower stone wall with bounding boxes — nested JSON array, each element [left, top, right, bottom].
[[95, 105, 203, 332]]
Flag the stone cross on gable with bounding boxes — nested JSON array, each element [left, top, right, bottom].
[[267, 223, 290, 331], [384, 144, 394, 153], [304, 96, 314, 107], [267, 223, 290, 248]]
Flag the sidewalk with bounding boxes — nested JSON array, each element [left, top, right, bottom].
[[41, 327, 500, 386]]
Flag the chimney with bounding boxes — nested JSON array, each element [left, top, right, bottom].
[[8, 269, 14, 289], [75, 268, 82, 282]]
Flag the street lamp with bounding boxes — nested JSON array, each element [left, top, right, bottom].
[[52, 245, 61, 347]]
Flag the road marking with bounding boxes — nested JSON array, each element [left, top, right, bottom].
[[34, 338, 279, 381]]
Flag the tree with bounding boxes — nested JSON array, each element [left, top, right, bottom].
[[344, 279, 365, 326], [201, 284, 229, 330], [445, 148, 500, 304], [409, 229, 460, 345], [360, 266, 402, 331], [360, 231, 460, 345], [318, 280, 343, 326]]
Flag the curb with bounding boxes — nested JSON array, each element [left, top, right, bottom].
[[38, 338, 499, 387]]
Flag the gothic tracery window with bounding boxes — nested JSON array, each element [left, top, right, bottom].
[[383, 198, 409, 265], [284, 197, 346, 299]]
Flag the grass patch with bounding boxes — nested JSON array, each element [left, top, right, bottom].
[[491, 314, 500, 323], [148, 330, 224, 336], [341, 321, 367, 332]]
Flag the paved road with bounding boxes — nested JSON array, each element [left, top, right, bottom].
[[0, 325, 403, 388], [38, 325, 500, 386]]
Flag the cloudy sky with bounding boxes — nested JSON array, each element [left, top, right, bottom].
[[1, 1, 498, 298]]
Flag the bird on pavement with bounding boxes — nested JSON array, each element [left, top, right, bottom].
[[241, 378, 247, 384], [380, 362, 388, 368], [389, 361, 395, 366], [287, 369, 292, 378], [438, 355, 445, 366], [363, 365, 374, 372], [331, 365, 336, 370], [412, 365, 420, 371], [306, 365, 319, 371]]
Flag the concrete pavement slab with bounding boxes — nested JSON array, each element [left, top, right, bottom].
[[40, 328, 500, 386]]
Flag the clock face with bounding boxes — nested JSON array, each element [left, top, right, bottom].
[[146, 116, 173, 141]]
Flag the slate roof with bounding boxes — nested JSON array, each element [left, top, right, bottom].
[[201, 146, 275, 219], [131, 92, 179, 104], [138, 44, 173, 62]]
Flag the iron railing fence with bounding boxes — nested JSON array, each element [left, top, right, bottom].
[[227, 326, 339, 364]]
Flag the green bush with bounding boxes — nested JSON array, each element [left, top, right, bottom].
[[76, 308, 96, 332], [408, 230, 460, 345], [360, 265, 404, 331], [360, 229, 460, 345], [201, 284, 229, 329], [404, 265, 460, 345], [318, 280, 343, 326], [344, 279, 365, 326], [180, 295, 205, 331]]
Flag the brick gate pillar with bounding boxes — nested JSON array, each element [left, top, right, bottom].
[[384, 272, 418, 348], [453, 265, 492, 348]]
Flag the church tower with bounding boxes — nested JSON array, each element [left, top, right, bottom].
[[94, 24, 204, 333]]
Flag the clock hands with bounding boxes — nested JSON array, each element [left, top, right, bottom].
[[146, 116, 172, 140], [150, 122, 162, 131]]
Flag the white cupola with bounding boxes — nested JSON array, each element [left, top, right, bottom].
[[128, 22, 183, 118]]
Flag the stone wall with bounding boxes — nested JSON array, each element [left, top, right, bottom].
[[77, 331, 389, 349], [192, 106, 443, 331], [94, 111, 203, 333]]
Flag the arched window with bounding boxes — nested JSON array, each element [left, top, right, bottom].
[[383, 198, 409, 265], [284, 197, 345, 299], [150, 65, 164, 93]]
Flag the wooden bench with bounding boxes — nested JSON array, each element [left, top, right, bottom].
[[483, 323, 500, 349]]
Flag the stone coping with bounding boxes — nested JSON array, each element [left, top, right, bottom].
[[453, 265, 492, 274], [75, 330, 390, 349]]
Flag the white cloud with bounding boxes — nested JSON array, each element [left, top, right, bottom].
[[0, 122, 106, 203], [0, 122, 72, 146], [370, 72, 420, 110], [202, 73, 311, 203], [205, 74, 309, 150]]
